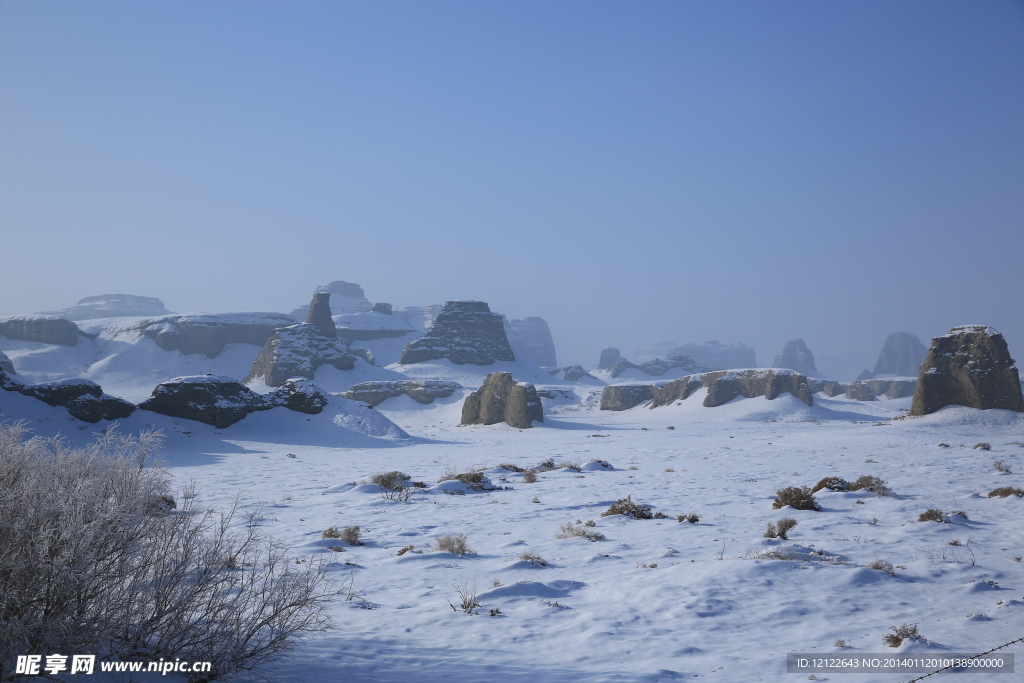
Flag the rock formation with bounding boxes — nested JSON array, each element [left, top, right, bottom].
[[0, 350, 14, 376], [371, 302, 393, 315], [607, 356, 704, 379], [333, 311, 414, 342], [600, 384, 657, 411], [399, 301, 515, 365], [343, 380, 462, 407], [702, 369, 813, 407], [505, 317, 557, 367], [873, 332, 927, 377], [821, 381, 847, 397], [41, 293, 173, 320], [855, 369, 874, 381], [0, 370, 135, 423], [667, 341, 757, 370], [647, 377, 703, 408], [460, 372, 543, 428], [245, 323, 370, 388], [866, 378, 916, 399], [290, 281, 372, 320], [772, 339, 819, 376], [549, 365, 600, 383], [844, 381, 875, 401], [139, 375, 330, 428], [0, 316, 81, 346], [117, 313, 297, 358], [305, 292, 337, 337], [598, 347, 621, 370], [910, 326, 1024, 416]]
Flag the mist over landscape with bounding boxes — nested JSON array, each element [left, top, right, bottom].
[[2, 3, 1023, 682]]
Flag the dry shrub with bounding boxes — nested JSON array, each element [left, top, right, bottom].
[[556, 522, 604, 542], [396, 545, 414, 556], [811, 476, 850, 494], [522, 470, 538, 483], [439, 469, 485, 485], [773, 486, 821, 511], [518, 551, 548, 566], [435, 533, 473, 556], [776, 517, 797, 539], [993, 460, 1012, 473], [988, 486, 1024, 498], [0, 424, 334, 681], [340, 526, 363, 545], [849, 475, 892, 496], [498, 463, 525, 472], [917, 508, 945, 523], [371, 471, 413, 501], [601, 495, 653, 519], [883, 623, 921, 647], [677, 513, 700, 524], [973, 442, 992, 450], [868, 559, 895, 575], [322, 526, 342, 539]]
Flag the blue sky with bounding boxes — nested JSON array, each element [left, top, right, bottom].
[[2, 1, 1022, 369]]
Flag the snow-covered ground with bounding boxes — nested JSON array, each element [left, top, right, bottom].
[[6, 382, 1021, 682]]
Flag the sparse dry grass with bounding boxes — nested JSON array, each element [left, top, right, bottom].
[[435, 533, 473, 556]]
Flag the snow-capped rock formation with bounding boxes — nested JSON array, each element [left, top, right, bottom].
[[0, 369, 135, 422], [0, 316, 81, 346], [549, 365, 601, 383], [844, 381, 875, 401], [667, 341, 757, 370], [0, 350, 14, 375], [873, 332, 927, 377], [245, 325, 370, 388], [607, 356, 704, 379], [460, 372, 543, 428], [505, 317, 557, 367], [114, 313, 296, 358], [139, 375, 330, 428], [343, 379, 462, 407], [399, 301, 515, 366], [290, 281, 372, 320], [910, 325, 1024, 416], [41, 293, 173, 320], [598, 347, 621, 370], [333, 311, 414, 342], [600, 384, 656, 411], [772, 339, 819, 377], [305, 292, 338, 337]]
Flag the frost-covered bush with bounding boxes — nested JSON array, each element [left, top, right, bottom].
[[0, 423, 334, 681], [435, 533, 473, 556], [883, 623, 921, 647], [601, 495, 653, 519], [868, 559, 895, 576], [810, 476, 849, 494], [772, 486, 821, 511], [341, 525, 363, 545]]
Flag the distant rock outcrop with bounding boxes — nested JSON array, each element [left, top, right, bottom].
[[505, 317, 557, 367], [549, 365, 599, 383], [117, 313, 297, 358], [910, 326, 1024, 416], [772, 339, 819, 377], [0, 316, 81, 346], [0, 351, 14, 376], [821, 381, 847, 397], [42, 294, 173, 320], [460, 372, 543, 428], [598, 347, 621, 370], [399, 301, 515, 366], [855, 369, 874, 381], [607, 356, 704, 379], [305, 292, 338, 337], [648, 377, 703, 408], [245, 323, 370, 388], [844, 381, 875, 401], [702, 369, 813, 407], [371, 303, 393, 315], [667, 341, 757, 370], [600, 384, 657, 411], [290, 281, 372, 320], [866, 378, 917, 399], [0, 370, 135, 423], [139, 374, 330, 428], [873, 332, 927, 377], [343, 380, 462, 407]]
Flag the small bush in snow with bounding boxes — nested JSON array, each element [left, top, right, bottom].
[[764, 517, 797, 539], [988, 486, 1024, 498], [601, 495, 653, 519], [773, 486, 821, 511], [341, 525, 364, 545], [810, 476, 849, 494], [396, 545, 414, 556], [918, 508, 945, 523], [883, 623, 921, 647], [993, 460, 1012, 473], [522, 470, 538, 483], [973, 442, 991, 450], [868, 559, 895, 575], [435, 533, 473, 556], [372, 471, 413, 501], [677, 513, 700, 524], [556, 522, 604, 542], [448, 579, 481, 614], [518, 551, 548, 566], [498, 463, 525, 472], [322, 526, 342, 539], [849, 475, 893, 497]]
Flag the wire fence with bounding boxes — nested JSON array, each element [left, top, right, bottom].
[[900, 635, 1024, 682]]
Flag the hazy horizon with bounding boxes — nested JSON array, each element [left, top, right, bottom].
[[3, 1, 1023, 371]]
